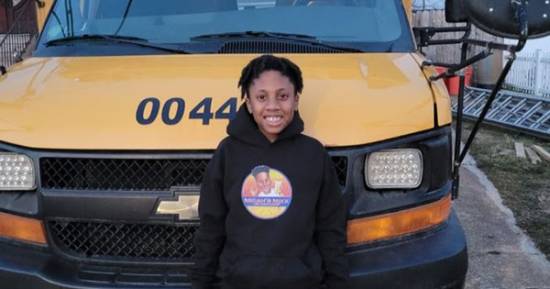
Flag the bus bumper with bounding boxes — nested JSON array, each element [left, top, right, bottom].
[[0, 210, 467, 289], [348, 209, 468, 289]]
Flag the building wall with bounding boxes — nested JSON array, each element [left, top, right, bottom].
[[0, 0, 37, 34], [0, 0, 11, 33]]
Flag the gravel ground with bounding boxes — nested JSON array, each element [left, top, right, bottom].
[[461, 123, 550, 259], [454, 124, 550, 289]]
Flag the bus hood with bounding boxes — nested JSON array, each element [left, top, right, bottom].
[[0, 54, 436, 150]]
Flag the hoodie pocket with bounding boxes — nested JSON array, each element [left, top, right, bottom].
[[225, 255, 318, 289]]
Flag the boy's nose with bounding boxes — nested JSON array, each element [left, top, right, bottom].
[[266, 96, 280, 110]]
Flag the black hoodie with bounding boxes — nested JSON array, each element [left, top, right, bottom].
[[191, 105, 348, 289]]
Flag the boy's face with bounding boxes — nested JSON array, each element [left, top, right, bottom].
[[254, 171, 272, 194], [246, 70, 299, 142]]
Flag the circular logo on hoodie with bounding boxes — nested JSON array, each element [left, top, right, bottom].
[[241, 165, 293, 220]]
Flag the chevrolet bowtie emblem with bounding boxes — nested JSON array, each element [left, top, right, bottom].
[[156, 195, 200, 220]]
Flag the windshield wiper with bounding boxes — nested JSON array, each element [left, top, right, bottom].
[[191, 31, 317, 41], [190, 31, 364, 53], [45, 34, 190, 54]]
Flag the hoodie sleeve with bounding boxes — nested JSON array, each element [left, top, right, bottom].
[[316, 152, 349, 289], [191, 143, 228, 289]]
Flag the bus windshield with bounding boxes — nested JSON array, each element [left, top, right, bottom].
[[36, 0, 414, 55]]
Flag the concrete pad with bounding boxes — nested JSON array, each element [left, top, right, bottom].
[[454, 154, 550, 289]]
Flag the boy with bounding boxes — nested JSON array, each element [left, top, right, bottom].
[[251, 165, 281, 198], [191, 55, 348, 289]]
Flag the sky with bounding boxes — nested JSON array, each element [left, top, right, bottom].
[[412, 0, 444, 10], [509, 37, 550, 53]]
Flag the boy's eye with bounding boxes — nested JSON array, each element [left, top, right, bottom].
[[278, 94, 289, 100], [256, 95, 266, 102]]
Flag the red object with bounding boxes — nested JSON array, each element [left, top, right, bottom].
[[435, 66, 450, 88], [435, 66, 473, 96]]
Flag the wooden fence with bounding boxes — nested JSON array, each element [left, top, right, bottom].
[[412, 10, 503, 65]]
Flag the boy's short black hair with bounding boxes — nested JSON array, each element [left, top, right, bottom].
[[251, 165, 271, 178], [238, 55, 303, 99]]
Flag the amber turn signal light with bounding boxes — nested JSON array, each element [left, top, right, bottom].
[[0, 212, 47, 245], [347, 194, 451, 245]]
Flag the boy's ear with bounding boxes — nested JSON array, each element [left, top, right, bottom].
[[294, 94, 300, 111], [245, 98, 253, 114]]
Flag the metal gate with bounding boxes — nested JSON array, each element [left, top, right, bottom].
[[453, 87, 550, 139]]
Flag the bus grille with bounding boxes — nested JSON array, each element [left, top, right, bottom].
[[44, 155, 347, 262], [40, 156, 347, 191], [331, 156, 348, 186], [48, 221, 199, 261], [40, 158, 210, 191]]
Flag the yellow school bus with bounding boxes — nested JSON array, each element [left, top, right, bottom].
[[0, 0, 467, 288]]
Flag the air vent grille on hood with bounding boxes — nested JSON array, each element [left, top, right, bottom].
[[218, 40, 343, 54]]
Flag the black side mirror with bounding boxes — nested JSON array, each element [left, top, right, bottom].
[[446, 0, 550, 39]]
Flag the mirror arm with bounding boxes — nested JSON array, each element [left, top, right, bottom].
[[463, 39, 517, 52], [511, 0, 529, 52], [421, 39, 463, 46], [514, 0, 529, 39], [414, 23, 471, 48], [455, 52, 516, 164], [429, 49, 492, 82], [452, 37, 525, 190], [451, 41, 470, 199], [431, 0, 537, 198], [453, 0, 530, 178], [426, 7, 530, 84]]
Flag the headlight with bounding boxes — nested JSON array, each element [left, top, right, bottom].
[[0, 153, 36, 190], [365, 149, 423, 189]]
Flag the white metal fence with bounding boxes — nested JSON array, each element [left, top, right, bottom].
[[505, 50, 550, 98], [0, 33, 33, 67]]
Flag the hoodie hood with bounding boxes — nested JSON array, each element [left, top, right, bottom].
[[227, 104, 304, 147]]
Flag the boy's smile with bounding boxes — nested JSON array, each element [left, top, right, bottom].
[[255, 172, 273, 194], [246, 70, 300, 142]]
